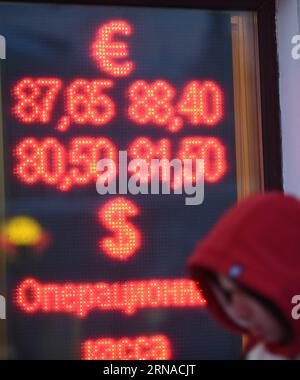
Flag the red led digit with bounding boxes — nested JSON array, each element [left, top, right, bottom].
[[201, 139, 227, 182], [200, 81, 223, 125], [68, 138, 95, 185], [67, 79, 90, 124], [13, 78, 61, 123], [152, 81, 175, 125], [128, 80, 175, 129], [36, 79, 62, 123], [40, 138, 66, 185], [128, 137, 170, 183], [14, 138, 41, 184], [178, 80, 223, 126], [66, 79, 115, 126], [82, 335, 171, 360], [93, 138, 117, 185], [178, 81, 201, 125], [99, 198, 140, 261], [91, 20, 134, 77], [90, 80, 115, 124], [128, 137, 153, 183], [13, 78, 39, 123], [128, 80, 150, 124], [179, 137, 227, 183]]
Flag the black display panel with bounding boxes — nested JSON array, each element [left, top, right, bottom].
[[0, 3, 241, 359]]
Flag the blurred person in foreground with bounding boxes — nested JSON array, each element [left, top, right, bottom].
[[187, 192, 300, 360]]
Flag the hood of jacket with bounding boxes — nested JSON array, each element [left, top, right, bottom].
[[187, 192, 300, 358]]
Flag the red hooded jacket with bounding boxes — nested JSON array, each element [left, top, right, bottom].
[[187, 192, 300, 359]]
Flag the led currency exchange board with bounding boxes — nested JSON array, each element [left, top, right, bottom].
[[0, 3, 263, 359]]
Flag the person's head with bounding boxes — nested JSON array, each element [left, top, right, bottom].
[[187, 192, 300, 357], [204, 271, 292, 345]]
